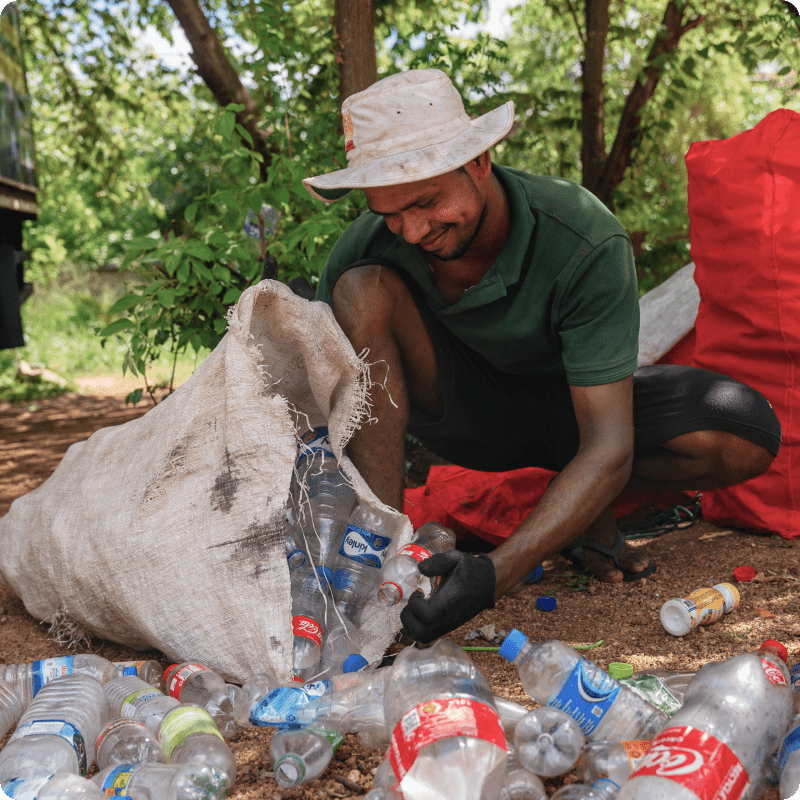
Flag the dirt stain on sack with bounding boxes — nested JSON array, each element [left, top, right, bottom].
[[142, 442, 188, 504], [209, 518, 284, 576], [211, 448, 244, 513]]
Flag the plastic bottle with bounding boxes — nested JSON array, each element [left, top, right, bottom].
[[551, 778, 620, 800], [377, 522, 456, 606], [285, 508, 308, 571], [513, 706, 585, 778], [0, 773, 106, 799], [659, 582, 740, 637], [777, 711, 800, 800], [618, 669, 694, 716], [493, 696, 530, 740], [382, 639, 508, 800], [95, 717, 166, 769], [1, 655, 119, 707], [93, 761, 229, 799], [288, 559, 328, 682], [164, 663, 237, 739], [0, 677, 23, 739], [112, 660, 166, 691], [317, 606, 365, 680], [0, 673, 105, 782], [332, 504, 395, 621], [270, 727, 344, 788], [577, 740, 652, 787], [104, 674, 180, 737], [156, 704, 237, 788], [499, 630, 667, 742], [232, 670, 281, 728], [791, 660, 800, 714], [617, 644, 794, 799], [499, 749, 547, 800]]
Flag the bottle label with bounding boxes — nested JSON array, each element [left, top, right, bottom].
[[397, 544, 432, 563], [96, 717, 145, 750], [1, 774, 54, 799], [167, 663, 208, 698], [338, 524, 391, 568], [548, 660, 621, 736], [121, 688, 162, 717], [683, 588, 725, 629], [620, 674, 682, 716], [100, 763, 138, 792], [631, 726, 748, 800], [621, 740, 653, 767], [250, 680, 331, 729], [389, 697, 506, 782], [791, 662, 800, 687], [760, 657, 787, 686], [309, 727, 345, 753], [293, 615, 323, 648], [778, 721, 800, 774], [297, 426, 333, 466], [114, 660, 146, 677], [10, 719, 87, 775], [30, 656, 73, 696], [159, 706, 223, 759]]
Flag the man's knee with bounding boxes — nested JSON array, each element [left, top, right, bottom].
[[692, 430, 776, 487]]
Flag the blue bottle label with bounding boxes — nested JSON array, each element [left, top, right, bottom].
[[338, 524, 391, 568], [250, 680, 331, 728], [30, 655, 74, 696], [778, 721, 800, 773], [1, 774, 54, 799], [548, 660, 620, 736], [10, 719, 87, 775], [122, 665, 138, 676], [790, 661, 800, 687], [297, 426, 333, 466]]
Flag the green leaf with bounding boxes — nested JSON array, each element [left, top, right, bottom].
[[213, 317, 228, 334], [216, 111, 236, 142], [99, 318, 135, 337], [157, 288, 175, 308], [192, 261, 213, 280], [234, 123, 254, 146], [222, 287, 242, 304], [185, 202, 199, 222], [191, 333, 202, 352], [185, 242, 216, 261], [177, 261, 191, 284], [126, 388, 144, 406], [778, 66, 791, 76], [224, 103, 246, 113], [107, 293, 141, 314]]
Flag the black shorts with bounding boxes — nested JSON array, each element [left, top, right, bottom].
[[335, 260, 782, 472]]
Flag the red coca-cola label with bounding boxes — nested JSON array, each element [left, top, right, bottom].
[[389, 697, 506, 781], [293, 615, 323, 648], [760, 657, 788, 686], [167, 663, 207, 699], [630, 726, 749, 800], [397, 544, 433, 563]]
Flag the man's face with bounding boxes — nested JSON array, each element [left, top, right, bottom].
[[364, 168, 487, 262]]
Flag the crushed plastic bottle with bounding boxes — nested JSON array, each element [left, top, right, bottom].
[[377, 521, 456, 607], [0, 677, 23, 739], [270, 727, 344, 787], [493, 696, 530, 740], [499, 748, 547, 800], [383, 639, 508, 800], [618, 643, 794, 799], [113, 660, 166, 691], [1, 655, 118, 707], [93, 761, 229, 799], [95, 717, 166, 769], [551, 777, 620, 799], [513, 706, 585, 778], [164, 663, 238, 739], [0, 673, 104, 782], [104, 674, 180, 737], [777, 712, 800, 800], [576, 740, 652, 787], [1, 773, 106, 799], [499, 630, 667, 742]]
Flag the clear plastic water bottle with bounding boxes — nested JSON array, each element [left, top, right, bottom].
[[382, 639, 508, 800], [1, 773, 106, 799], [0, 673, 105, 782], [377, 521, 456, 606], [577, 740, 652, 787], [270, 727, 344, 787], [286, 508, 308, 571], [289, 559, 328, 682], [1, 655, 118, 706], [104, 674, 180, 737], [493, 696, 530, 740], [513, 706, 585, 778], [552, 778, 620, 800], [499, 749, 547, 800], [232, 670, 281, 728], [618, 643, 794, 799], [317, 606, 365, 680], [93, 761, 229, 799], [0, 677, 23, 739], [499, 630, 667, 743], [156, 704, 237, 789], [112, 660, 166, 691], [777, 711, 800, 800], [618, 669, 693, 716], [95, 717, 166, 769], [333, 504, 395, 621], [164, 663, 237, 739]]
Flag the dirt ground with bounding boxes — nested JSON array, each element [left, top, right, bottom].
[[1, 391, 798, 799]]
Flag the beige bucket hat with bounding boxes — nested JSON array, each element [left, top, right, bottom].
[[303, 69, 515, 202]]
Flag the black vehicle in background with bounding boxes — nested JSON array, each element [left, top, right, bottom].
[[0, 1, 37, 350]]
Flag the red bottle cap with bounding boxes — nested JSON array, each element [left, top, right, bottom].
[[759, 640, 789, 664], [163, 664, 179, 686], [733, 565, 756, 582]]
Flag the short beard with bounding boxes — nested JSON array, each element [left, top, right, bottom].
[[434, 173, 488, 261]]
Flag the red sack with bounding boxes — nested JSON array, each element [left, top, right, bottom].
[[686, 108, 800, 538]]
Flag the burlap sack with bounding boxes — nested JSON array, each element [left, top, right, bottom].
[[0, 280, 413, 682]]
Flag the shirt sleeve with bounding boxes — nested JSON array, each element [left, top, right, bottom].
[[556, 234, 640, 386]]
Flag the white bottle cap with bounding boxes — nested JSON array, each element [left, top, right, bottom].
[[712, 582, 740, 614], [660, 598, 693, 636]]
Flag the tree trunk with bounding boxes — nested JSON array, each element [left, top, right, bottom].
[[581, 0, 610, 193], [334, 0, 378, 104], [165, 0, 272, 180]]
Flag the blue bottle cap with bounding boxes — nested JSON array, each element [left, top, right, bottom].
[[316, 566, 333, 585], [536, 595, 557, 611], [524, 564, 544, 584], [342, 654, 369, 673], [498, 629, 529, 662]]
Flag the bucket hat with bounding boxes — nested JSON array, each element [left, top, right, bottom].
[[303, 69, 515, 202]]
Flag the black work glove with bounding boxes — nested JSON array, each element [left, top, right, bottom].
[[400, 550, 496, 644]]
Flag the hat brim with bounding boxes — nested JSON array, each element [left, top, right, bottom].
[[303, 100, 515, 203]]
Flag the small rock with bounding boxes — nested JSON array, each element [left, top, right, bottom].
[[348, 769, 362, 783]]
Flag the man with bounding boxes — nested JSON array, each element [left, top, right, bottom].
[[302, 69, 781, 644]]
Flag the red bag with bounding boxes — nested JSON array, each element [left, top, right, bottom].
[[686, 108, 800, 538]]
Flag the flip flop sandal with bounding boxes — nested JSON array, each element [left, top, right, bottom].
[[559, 528, 657, 582]]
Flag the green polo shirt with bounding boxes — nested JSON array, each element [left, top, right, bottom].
[[315, 165, 639, 386]]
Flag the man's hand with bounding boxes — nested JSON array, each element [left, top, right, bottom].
[[400, 550, 496, 644]]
